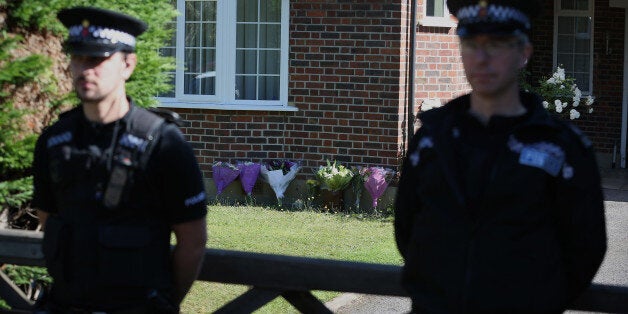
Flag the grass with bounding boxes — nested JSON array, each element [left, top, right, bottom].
[[180, 205, 402, 313]]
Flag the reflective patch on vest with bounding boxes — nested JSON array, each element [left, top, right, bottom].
[[509, 135, 566, 177], [119, 133, 148, 152], [562, 163, 574, 179], [184, 191, 206, 207], [47, 131, 72, 148], [410, 136, 435, 167]]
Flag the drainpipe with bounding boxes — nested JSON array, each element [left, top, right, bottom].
[[622, 7, 628, 168], [408, 0, 417, 146]]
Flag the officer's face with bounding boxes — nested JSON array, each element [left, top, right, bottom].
[[460, 35, 532, 98], [70, 52, 136, 104]]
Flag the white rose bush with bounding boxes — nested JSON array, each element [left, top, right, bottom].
[[532, 67, 595, 120]]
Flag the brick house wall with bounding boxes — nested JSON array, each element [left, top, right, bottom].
[[170, 0, 412, 188], [413, 0, 469, 121], [165, 0, 625, 202], [529, 0, 625, 155]]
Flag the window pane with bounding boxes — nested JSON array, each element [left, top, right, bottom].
[[185, 22, 201, 47], [238, 0, 258, 22], [184, 48, 216, 95], [186, 1, 202, 21], [260, 0, 281, 22], [575, 17, 591, 39], [557, 54, 574, 70], [161, 0, 287, 102], [235, 76, 257, 100], [575, 38, 589, 53], [260, 24, 280, 48], [201, 49, 216, 73], [183, 0, 217, 96], [557, 35, 574, 53], [259, 50, 279, 75], [236, 0, 283, 101], [558, 17, 574, 35], [556, 14, 591, 92], [258, 76, 279, 100], [202, 23, 217, 47], [237, 24, 258, 49], [236, 50, 258, 74], [574, 73, 589, 92], [574, 55, 589, 73], [560, 0, 589, 10], [426, 0, 445, 17], [199, 76, 216, 95], [201, 1, 217, 20]]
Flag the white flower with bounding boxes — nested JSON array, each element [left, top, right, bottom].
[[588, 107, 594, 113], [569, 109, 580, 120], [573, 87, 582, 104], [532, 66, 594, 117], [555, 67, 566, 81]]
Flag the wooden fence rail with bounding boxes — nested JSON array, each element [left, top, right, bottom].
[[1, 228, 627, 313]]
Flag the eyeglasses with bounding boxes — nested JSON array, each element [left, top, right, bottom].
[[460, 39, 522, 57]]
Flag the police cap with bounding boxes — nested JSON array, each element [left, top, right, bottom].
[[57, 6, 148, 57], [447, 0, 541, 38]]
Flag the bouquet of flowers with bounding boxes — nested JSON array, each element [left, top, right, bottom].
[[361, 166, 396, 209], [237, 161, 261, 197], [315, 160, 354, 192], [212, 161, 240, 195], [525, 66, 595, 120], [259, 159, 301, 205], [350, 166, 370, 210]]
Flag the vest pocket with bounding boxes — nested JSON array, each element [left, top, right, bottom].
[[97, 225, 152, 286], [42, 216, 71, 284]]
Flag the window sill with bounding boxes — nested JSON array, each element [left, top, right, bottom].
[[419, 16, 456, 28], [157, 100, 299, 112]]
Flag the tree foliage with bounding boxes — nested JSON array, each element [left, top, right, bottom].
[[4, 0, 177, 107]]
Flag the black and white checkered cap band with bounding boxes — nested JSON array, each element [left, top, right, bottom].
[[67, 24, 136, 47], [456, 4, 531, 30]]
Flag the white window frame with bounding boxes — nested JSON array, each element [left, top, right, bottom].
[[420, 0, 455, 28], [553, 0, 595, 95], [157, 0, 295, 111]]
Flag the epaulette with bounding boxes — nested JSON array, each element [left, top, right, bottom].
[[148, 107, 187, 127], [58, 106, 83, 120], [567, 123, 593, 149]]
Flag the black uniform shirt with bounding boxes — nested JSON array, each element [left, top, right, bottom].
[[33, 104, 207, 224]]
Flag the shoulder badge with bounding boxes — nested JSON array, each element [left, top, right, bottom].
[[148, 107, 186, 127]]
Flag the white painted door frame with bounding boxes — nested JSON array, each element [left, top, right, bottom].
[[610, 0, 628, 167]]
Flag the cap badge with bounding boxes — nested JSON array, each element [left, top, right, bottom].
[[81, 19, 90, 38], [478, 1, 488, 18]]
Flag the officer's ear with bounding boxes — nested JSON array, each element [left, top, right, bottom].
[[121, 52, 137, 80], [519, 43, 533, 69]]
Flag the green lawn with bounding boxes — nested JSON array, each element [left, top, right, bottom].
[[181, 205, 402, 313]]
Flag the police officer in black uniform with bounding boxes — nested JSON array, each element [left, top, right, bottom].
[[394, 0, 607, 312], [32, 6, 208, 313]]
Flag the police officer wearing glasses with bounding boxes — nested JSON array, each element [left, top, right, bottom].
[[32, 7, 208, 313], [394, 0, 606, 312]]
